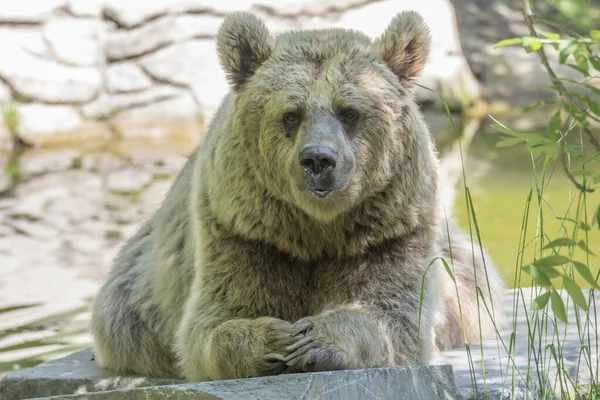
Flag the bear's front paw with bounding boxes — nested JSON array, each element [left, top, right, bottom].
[[284, 317, 349, 373], [254, 317, 299, 376]]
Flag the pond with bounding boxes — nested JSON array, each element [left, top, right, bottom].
[[0, 112, 598, 374]]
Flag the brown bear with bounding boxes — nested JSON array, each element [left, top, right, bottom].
[[89, 10, 507, 382]]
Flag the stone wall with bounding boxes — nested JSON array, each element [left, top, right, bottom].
[[0, 0, 481, 149]]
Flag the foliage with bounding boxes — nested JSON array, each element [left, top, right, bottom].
[[491, 0, 600, 325]]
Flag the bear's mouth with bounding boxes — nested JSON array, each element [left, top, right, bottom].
[[311, 188, 331, 198]]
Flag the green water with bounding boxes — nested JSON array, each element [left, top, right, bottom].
[[451, 131, 600, 289]]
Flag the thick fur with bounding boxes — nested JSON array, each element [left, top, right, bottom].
[[90, 11, 507, 381]]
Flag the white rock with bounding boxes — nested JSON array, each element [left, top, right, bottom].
[[107, 14, 223, 60], [17, 104, 82, 141], [0, 27, 53, 60], [0, 0, 67, 23], [81, 85, 187, 119], [107, 167, 154, 194], [0, 113, 10, 149], [106, 62, 153, 93], [140, 40, 229, 115], [102, 0, 251, 28], [0, 38, 102, 103], [112, 92, 202, 141], [68, 0, 106, 17], [253, 0, 370, 15], [43, 18, 105, 66], [0, 80, 12, 103]]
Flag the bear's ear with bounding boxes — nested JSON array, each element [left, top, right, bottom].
[[375, 11, 431, 87], [217, 12, 273, 91]]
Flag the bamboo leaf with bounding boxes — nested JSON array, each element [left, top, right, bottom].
[[577, 240, 596, 256], [532, 292, 551, 310], [542, 238, 577, 249], [550, 291, 568, 323], [573, 261, 600, 289], [523, 265, 554, 287], [532, 255, 572, 267], [563, 276, 588, 311]]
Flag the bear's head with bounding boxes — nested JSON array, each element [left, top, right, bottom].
[[216, 11, 434, 224]]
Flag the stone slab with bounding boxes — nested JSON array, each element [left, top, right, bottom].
[[3, 289, 599, 400], [31, 365, 462, 400], [0, 348, 181, 400]]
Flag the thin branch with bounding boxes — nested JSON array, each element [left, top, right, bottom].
[[521, 0, 600, 152]]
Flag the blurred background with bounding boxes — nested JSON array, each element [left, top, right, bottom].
[[0, 0, 598, 379]]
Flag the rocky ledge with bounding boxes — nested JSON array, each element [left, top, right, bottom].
[[0, 0, 481, 149], [1, 288, 599, 400]]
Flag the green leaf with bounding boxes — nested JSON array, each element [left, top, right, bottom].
[[571, 93, 600, 116], [532, 292, 551, 310], [595, 204, 600, 228], [577, 240, 596, 256], [532, 255, 572, 267], [523, 100, 556, 112], [590, 57, 600, 72], [496, 138, 525, 148], [440, 258, 456, 283], [547, 109, 562, 137], [573, 261, 600, 289], [563, 102, 590, 127], [563, 276, 589, 311], [550, 290, 568, 323], [494, 38, 523, 48], [591, 30, 600, 40], [522, 36, 543, 52], [559, 40, 579, 64], [543, 238, 577, 249], [557, 217, 592, 232], [539, 31, 560, 40], [523, 265, 554, 287]]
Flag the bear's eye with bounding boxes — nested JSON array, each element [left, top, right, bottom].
[[340, 108, 360, 123], [283, 112, 301, 126]]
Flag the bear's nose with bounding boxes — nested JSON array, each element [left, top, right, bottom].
[[299, 145, 337, 175]]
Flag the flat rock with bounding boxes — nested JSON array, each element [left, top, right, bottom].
[[0, 32, 101, 103], [102, 0, 252, 28], [107, 14, 223, 60], [17, 104, 81, 141], [105, 62, 153, 93], [16, 104, 110, 146], [67, 0, 106, 18], [254, 0, 371, 15], [81, 85, 185, 119], [106, 167, 154, 194], [0, 0, 66, 23], [0, 80, 12, 103], [1, 354, 460, 400], [140, 40, 229, 116], [43, 18, 105, 66], [111, 91, 203, 142], [0, 348, 180, 400]]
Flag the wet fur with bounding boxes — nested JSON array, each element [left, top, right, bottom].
[[90, 11, 507, 381]]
